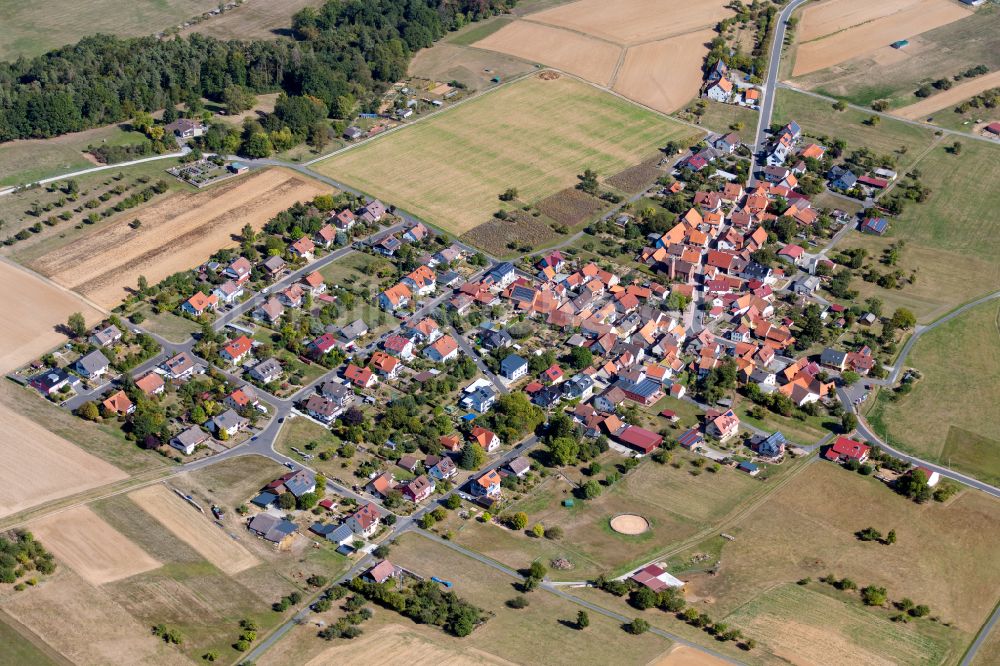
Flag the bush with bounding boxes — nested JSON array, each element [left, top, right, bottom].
[[626, 618, 650, 635], [506, 596, 529, 609]]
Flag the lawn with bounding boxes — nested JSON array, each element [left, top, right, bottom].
[[674, 99, 759, 135], [0, 614, 61, 666], [732, 396, 837, 446], [868, 299, 1000, 486], [0, 0, 220, 60], [135, 306, 201, 343], [315, 73, 700, 236]]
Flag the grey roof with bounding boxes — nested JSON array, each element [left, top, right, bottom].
[[262, 255, 286, 272], [174, 425, 209, 447], [338, 319, 369, 340], [213, 409, 247, 431], [248, 514, 297, 542], [251, 491, 277, 507], [326, 524, 355, 544], [821, 348, 848, 366], [500, 354, 528, 375], [284, 470, 316, 498], [615, 377, 663, 399], [76, 350, 110, 375], [251, 357, 283, 381], [90, 324, 122, 346], [507, 456, 531, 475], [320, 380, 352, 402]]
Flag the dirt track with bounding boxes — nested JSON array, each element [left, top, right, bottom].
[[0, 259, 101, 372], [612, 30, 715, 113], [30, 506, 161, 585], [129, 484, 260, 575], [894, 69, 1000, 119], [0, 401, 126, 519], [32, 168, 328, 309], [792, 0, 971, 77]]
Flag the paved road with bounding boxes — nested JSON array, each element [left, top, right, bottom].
[[962, 601, 1000, 666], [450, 326, 510, 396]]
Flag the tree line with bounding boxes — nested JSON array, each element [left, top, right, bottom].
[[0, 0, 516, 142]]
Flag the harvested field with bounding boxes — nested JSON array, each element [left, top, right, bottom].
[[526, 0, 730, 45], [181, 0, 324, 40], [31, 167, 328, 309], [409, 42, 535, 91], [129, 484, 259, 575], [606, 158, 663, 193], [1, 569, 189, 666], [792, 0, 972, 77], [0, 402, 127, 519], [0, 259, 102, 373], [460, 213, 562, 257], [797, 0, 920, 43], [304, 624, 515, 666], [29, 506, 160, 585], [612, 30, 714, 113], [535, 188, 607, 226], [894, 70, 1000, 119], [473, 22, 621, 85], [317, 74, 692, 236]]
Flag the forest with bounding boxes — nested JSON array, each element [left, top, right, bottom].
[[0, 0, 516, 142]]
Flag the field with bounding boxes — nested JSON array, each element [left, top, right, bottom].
[[0, 613, 64, 666], [461, 213, 564, 258], [790, 0, 972, 77], [408, 41, 535, 91], [0, 259, 103, 373], [895, 70, 1000, 119], [180, 0, 324, 40], [869, 300, 1000, 486], [0, 0, 220, 60], [675, 100, 759, 135], [471, 0, 731, 114], [0, 400, 127, 519], [29, 506, 161, 585], [129, 484, 261, 575], [28, 167, 328, 309], [791, 6, 1000, 110], [260, 532, 673, 666], [316, 74, 696, 236]]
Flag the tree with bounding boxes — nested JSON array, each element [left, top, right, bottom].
[[833, 100, 847, 111], [630, 586, 658, 610], [577, 610, 590, 629], [861, 585, 888, 607], [499, 187, 518, 201], [890, 308, 916, 330], [569, 346, 593, 370], [67, 312, 87, 337], [509, 511, 528, 531], [841, 412, 857, 433], [444, 494, 462, 509], [459, 442, 486, 470], [223, 85, 256, 115], [77, 401, 100, 421], [577, 169, 599, 195], [506, 596, 529, 609], [627, 618, 650, 635], [581, 480, 602, 499], [278, 492, 296, 510], [531, 523, 545, 538], [307, 122, 329, 150], [548, 436, 580, 466], [885, 529, 897, 545]]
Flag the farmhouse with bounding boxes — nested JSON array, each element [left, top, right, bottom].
[[247, 514, 297, 548]]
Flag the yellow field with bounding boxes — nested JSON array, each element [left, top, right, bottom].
[[316, 74, 694, 234]]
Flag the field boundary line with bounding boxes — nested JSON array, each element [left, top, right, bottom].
[[517, 16, 628, 49], [0, 608, 74, 666]]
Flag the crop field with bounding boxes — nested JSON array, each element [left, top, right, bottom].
[[28, 167, 328, 309], [317, 74, 695, 237], [129, 484, 261, 575], [180, 0, 324, 40], [0, 401, 127, 520], [869, 300, 1000, 486], [0, 260, 102, 373], [462, 213, 564, 258], [471, 0, 731, 114], [686, 463, 1000, 641], [29, 506, 161, 585], [724, 584, 951, 665], [790, 0, 972, 77], [0, 0, 220, 60], [791, 7, 1000, 109]]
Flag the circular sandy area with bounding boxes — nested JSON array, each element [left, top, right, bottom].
[[610, 514, 649, 535]]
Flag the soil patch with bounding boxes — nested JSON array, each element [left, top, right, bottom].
[[606, 158, 663, 193], [460, 211, 562, 257], [31, 167, 328, 309], [609, 513, 650, 535], [29, 506, 160, 585], [129, 484, 259, 575], [0, 401, 127, 519], [535, 187, 606, 226]]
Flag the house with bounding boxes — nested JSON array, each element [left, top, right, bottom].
[[486, 262, 516, 288], [401, 475, 435, 502], [677, 427, 704, 450], [750, 431, 786, 458], [250, 357, 283, 383], [279, 283, 305, 308], [213, 280, 244, 305], [470, 426, 501, 452], [402, 265, 437, 296], [462, 385, 497, 413], [397, 455, 420, 473], [471, 469, 502, 497], [225, 257, 253, 284], [562, 373, 595, 401], [300, 271, 326, 296], [363, 560, 401, 584], [251, 491, 277, 508], [75, 350, 111, 379], [336, 319, 369, 344], [384, 334, 415, 359], [913, 467, 941, 487], [221, 335, 253, 364], [212, 409, 248, 437], [370, 351, 401, 379], [712, 132, 741, 153], [303, 394, 339, 423], [315, 224, 337, 248], [374, 235, 402, 256], [320, 380, 355, 408], [706, 76, 734, 102], [247, 514, 297, 548], [333, 209, 356, 232], [163, 352, 197, 380], [428, 457, 457, 481], [358, 200, 387, 224], [820, 347, 848, 371], [289, 236, 315, 260], [347, 502, 382, 537], [500, 354, 528, 380], [406, 317, 442, 344], [481, 328, 513, 351], [165, 118, 204, 138], [343, 126, 363, 140], [172, 425, 210, 455], [225, 385, 259, 412], [136, 372, 165, 396], [828, 166, 858, 190], [777, 244, 805, 265], [253, 297, 284, 325], [506, 456, 531, 478], [631, 563, 685, 592], [261, 255, 286, 278], [824, 436, 870, 463], [102, 390, 134, 416], [29, 368, 74, 395], [367, 471, 395, 497], [403, 222, 429, 243], [706, 59, 728, 84], [616, 426, 663, 454], [541, 364, 564, 384], [283, 469, 317, 497], [859, 216, 889, 235], [182, 291, 218, 316], [308, 333, 339, 359], [89, 324, 122, 348], [345, 363, 378, 389], [425, 335, 459, 363], [379, 283, 412, 311], [439, 434, 462, 453]]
